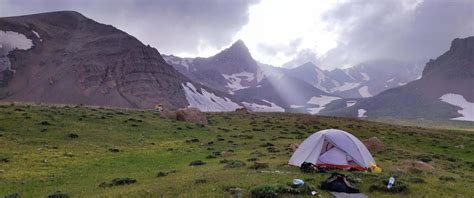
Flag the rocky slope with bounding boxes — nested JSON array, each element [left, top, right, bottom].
[[321, 37, 474, 121], [0, 11, 240, 111]]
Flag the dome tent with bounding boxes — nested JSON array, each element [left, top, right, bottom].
[[289, 129, 376, 170]]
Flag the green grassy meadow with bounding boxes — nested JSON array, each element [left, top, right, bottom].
[[0, 104, 473, 197]]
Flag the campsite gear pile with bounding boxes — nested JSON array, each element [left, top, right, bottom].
[[321, 173, 360, 193], [289, 129, 381, 172]]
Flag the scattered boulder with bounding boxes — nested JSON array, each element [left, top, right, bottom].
[[455, 145, 464, 149], [363, 137, 385, 152], [161, 108, 208, 125]]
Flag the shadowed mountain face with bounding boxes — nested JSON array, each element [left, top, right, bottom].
[[0, 11, 192, 109], [321, 37, 474, 121]]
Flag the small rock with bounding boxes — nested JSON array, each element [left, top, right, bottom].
[[455, 145, 464, 149]]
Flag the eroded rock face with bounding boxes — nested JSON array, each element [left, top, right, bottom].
[[0, 11, 188, 109]]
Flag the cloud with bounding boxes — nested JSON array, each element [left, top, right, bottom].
[[237, 0, 473, 69], [318, 0, 474, 68], [0, 0, 258, 57], [0, 0, 471, 69]]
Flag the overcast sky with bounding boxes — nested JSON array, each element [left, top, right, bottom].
[[0, 0, 472, 69]]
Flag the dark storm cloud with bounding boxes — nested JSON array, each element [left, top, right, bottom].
[[0, 0, 258, 55], [319, 0, 474, 68]]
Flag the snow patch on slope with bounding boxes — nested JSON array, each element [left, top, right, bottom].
[[440, 93, 474, 121], [358, 86, 372, 97], [360, 72, 370, 81], [346, 100, 357, 107], [223, 72, 255, 93], [0, 30, 33, 55], [306, 95, 341, 114], [358, 109, 367, 118], [31, 30, 42, 42], [330, 82, 360, 92], [182, 82, 241, 112], [243, 100, 285, 112]]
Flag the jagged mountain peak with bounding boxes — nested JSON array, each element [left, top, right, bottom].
[[422, 36, 474, 77], [217, 39, 252, 59]]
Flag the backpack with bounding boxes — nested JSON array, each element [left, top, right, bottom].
[[300, 162, 319, 173], [320, 173, 360, 193]]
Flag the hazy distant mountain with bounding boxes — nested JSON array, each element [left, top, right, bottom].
[[164, 41, 340, 113], [321, 37, 474, 121], [284, 59, 423, 98], [0, 11, 241, 111]]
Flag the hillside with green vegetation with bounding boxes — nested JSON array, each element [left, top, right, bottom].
[[0, 104, 473, 197]]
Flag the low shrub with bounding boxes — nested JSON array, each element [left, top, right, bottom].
[[369, 179, 409, 194], [189, 160, 206, 166]]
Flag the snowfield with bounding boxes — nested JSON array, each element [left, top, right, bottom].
[[358, 86, 372, 97], [440, 93, 474, 121], [0, 30, 33, 53], [306, 95, 341, 114], [222, 72, 255, 93], [358, 109, 367, 118], [242, 100, 285, 112], [182, 82, 241, 112]]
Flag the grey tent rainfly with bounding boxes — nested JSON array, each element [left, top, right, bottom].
[[289, 129, 380, 172]]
